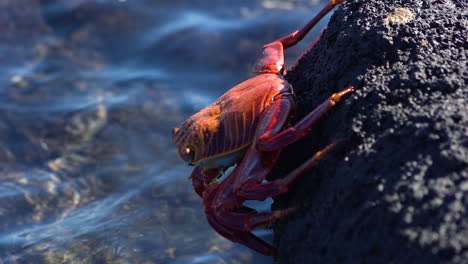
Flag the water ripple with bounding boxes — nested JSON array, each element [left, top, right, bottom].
[[0, 0, 327, 262]]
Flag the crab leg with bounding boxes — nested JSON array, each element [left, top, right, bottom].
[[190, 166, 222, 197], [287, 27, 327, 72], [206, 212, 277, 256], [257, 86, 354, 152], [212, 142, 339, 256], [189, 166, 206, 197], [238, 141, 339, 200], [237, 232, 277, 257], [254, 91, 295, 140], [254, 0, 347, 74], [277, 0, 347, 49], [216, 208, 294, 231]]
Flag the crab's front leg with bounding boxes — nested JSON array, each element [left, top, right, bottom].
[[276, 0, 347, 49], [253, 0, 348, 74]]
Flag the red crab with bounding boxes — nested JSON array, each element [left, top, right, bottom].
[[173, 0, 352, 256]]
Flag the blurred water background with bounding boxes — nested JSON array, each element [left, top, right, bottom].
[[0, 0, 332, 263]]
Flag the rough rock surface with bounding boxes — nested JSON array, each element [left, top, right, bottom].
[[272, 0, 467, 263]]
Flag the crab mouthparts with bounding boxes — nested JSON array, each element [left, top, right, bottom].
[[200, 167, 228, 184]]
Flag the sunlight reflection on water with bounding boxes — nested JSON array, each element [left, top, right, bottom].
[[0, 0, 331, 263]]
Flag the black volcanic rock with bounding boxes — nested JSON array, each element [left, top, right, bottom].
[[272, 0, 467, 263]]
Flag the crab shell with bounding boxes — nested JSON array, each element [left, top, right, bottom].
[[173, 73, 290, 167]]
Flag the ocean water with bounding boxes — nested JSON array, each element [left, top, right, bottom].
[[0, 0, 332, 263]]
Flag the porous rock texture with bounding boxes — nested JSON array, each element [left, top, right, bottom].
[[272, 0, 467, 263]]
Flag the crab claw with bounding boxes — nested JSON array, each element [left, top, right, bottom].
[[253, 42, 285, 74], [190, 166, 222, 197], [189, 166, 206, 197]]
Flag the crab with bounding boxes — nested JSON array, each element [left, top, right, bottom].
[[172, 0, 352, 257]]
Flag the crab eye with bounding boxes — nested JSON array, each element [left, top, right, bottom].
[[184, 147, 191, 155], [178, 147, 195, 165]]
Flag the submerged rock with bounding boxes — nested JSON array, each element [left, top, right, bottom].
[[273, 0, 467, 263]]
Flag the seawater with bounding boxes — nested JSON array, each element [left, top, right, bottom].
[[0, 0, 331, 263]]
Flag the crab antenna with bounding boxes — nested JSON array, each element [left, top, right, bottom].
[[278, 0, 346, 49]]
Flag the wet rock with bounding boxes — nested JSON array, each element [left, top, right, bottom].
[[273, 0, 467, 263]]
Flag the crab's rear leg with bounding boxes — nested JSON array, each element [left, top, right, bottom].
[[206, 212, 277, 256], [237, 231, 278, 257], [214, 144, 342, 254], [217, 208, 294, 232], [253, 0, 347, 74]]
